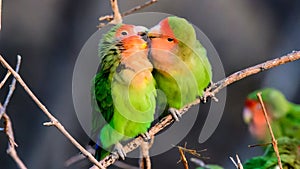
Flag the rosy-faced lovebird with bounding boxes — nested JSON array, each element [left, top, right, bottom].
[[243, 137, 300, 169], [91, 24, 156, 160], [147, 16, 212, 120], [243, 88, 300, 143]]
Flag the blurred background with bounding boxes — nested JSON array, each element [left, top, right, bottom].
[[0, 0, 299, 168]]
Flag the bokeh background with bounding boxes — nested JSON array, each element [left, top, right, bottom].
[[0, 0, 299, 168]]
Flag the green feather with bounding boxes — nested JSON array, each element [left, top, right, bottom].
[[91, 24, 156, 160]]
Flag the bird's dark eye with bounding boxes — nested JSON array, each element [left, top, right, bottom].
[[167, 38, 174, 42], [138, 32, 146, 36], [121, 31, 128, 36]]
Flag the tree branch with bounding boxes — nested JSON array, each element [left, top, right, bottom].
[[0, 71, 11, 89], [1, 109, 27, 169], [0, 55, 105, 169], [98, 0, 158, 28], [229, 154, 243, 169], [0, 55, 21, 119], [109, 0, 122, 24], [257, 92, 283, 169], [95, 51, 300, 168], [139, 140, 152, 169]]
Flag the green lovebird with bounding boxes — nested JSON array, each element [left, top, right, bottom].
[[147, 16, 212, 120], [243, 137, 300, 169], [91, 24, 156, 160], [243, 88, 300, 143]]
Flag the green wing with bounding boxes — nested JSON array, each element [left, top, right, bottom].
[[277, 103, 300, 140], [91, 25, 122, 141]]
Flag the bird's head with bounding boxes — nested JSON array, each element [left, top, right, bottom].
[[148, 16, 197, 50], [114, 24, 148, 57]]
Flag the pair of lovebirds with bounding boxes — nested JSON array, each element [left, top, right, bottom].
[[91, 16, 212, 161]]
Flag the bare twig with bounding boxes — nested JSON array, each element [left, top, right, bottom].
[[109, 0, 122, 24], [203, 51, 300, 102], [175, 144, 206, 159], [0, 55, 105, 169], [140, 141, 151, 169], [98, 0, 158, 28], [248, 142, 272, 148], [122, 0, 158, 17], [177, 143, 189, 169], [0, 55, 21, 119], [1, 109, 27, 169], [229, 154, 243, 169], [95, 51, 300, 168], [0, 71, 11, 89], [257, 93, 283, 169]]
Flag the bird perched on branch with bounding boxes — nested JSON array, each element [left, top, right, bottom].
[[91, 24, 156, 160], [148, 16, 212, 121], [243, 88, 300, 143], [243, 137, 300, 169]]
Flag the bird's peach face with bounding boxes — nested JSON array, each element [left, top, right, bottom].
[[243, 99, 268, 140], [148, 18, 178, 52], [148, 19, 180, 73], [115, 25, 148, 59], [120, 35, 148, 59]]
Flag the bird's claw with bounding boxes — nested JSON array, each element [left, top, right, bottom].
[[112, 142, 126, 160], [141, 132, 151, 142], [202, 81, 219, 103], [169, 108, 181, 122]]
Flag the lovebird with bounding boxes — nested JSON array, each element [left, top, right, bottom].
[[243, 88, 300, 143], [243, 137, 300, 169], [91, 24, 156, 160], [147, 16, 212, 120]]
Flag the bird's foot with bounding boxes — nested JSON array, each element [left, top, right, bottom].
[[202, 81, 219, 103], [169, 108, 181, 122], [112, 142, 126, 160], [140, 132, 151, 142]]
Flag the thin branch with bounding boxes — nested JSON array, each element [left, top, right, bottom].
[[122, 0, 158, 17], [1, 108, 27, 169], [0, 55, 105, 169], [95, 51, 300, 168], [139, 140, 152, 169], [203, 50, 300, 102], [0, 71, 11, 89], [109, 0, 122, 24], [175, 144, 207, 159], [98, 0, 158, 28], [229, 154, 243, 169], [0, 55, 21, 119], [248, 142, 272, 148], [257, 93, 283, 169], [176, 143, 189, 169]]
